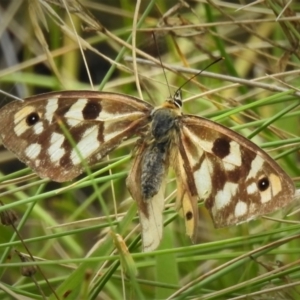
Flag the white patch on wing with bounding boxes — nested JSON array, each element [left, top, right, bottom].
[[25, 143, 41, 159], [97, 109, 145, 122], [246, 155, 263, 180], [260, 182, 272, 203], [181, 127, 203, 166], [14, 106, 36, 136], [67, 119, 79, 127], [48, 132, 65, 163], [45, 98, 58, 123], [65, 98, 87, 127], [103, 128, 123, 142], [235, 201, 247, 217], [199, 140, 214, 153], [33, 122, 44, 135], [223, 162, 236, 171], [215, 182, 238, 210], [224, 141, 241, 166], [70, 125, 100, 165], [96, 110, 115, 120], [141, 183, 165, 252], [247, 182, 257, 194], [194, 159, 213, 199]]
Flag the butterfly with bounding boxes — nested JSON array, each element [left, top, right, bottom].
[[0, 89, 295, 251]]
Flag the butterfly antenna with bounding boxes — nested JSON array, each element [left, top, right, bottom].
[[152, 32, 173, 98], [175, 57, 224, 95]]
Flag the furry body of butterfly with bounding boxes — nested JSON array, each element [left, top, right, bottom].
[[0, 90, 295, 251]]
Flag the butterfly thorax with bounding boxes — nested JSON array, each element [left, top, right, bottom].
[[150, 102, 181, 142]]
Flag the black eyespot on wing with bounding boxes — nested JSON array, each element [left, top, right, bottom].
[[26, 112, 40, 126], [186, 211, 193, 220], [257, 177, 269, 191], [212, 138, 230, 158], [82, 100, 101, 120]]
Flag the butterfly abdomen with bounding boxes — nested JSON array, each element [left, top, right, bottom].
[[141, 141, 170, 200]]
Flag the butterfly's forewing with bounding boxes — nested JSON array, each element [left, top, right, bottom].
[[179, 115, 295, 228], [0, 91, 152, 182]]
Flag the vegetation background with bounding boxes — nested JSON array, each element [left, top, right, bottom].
[[0, 0, 300, 299]]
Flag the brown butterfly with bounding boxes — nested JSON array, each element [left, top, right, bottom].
[[0, 90, 295, 251]]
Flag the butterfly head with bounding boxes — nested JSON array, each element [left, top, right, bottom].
[[160, 89, 183, 112]]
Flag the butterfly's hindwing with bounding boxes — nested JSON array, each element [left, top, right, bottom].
[[173, 145, 199, 241], [126, 140, 166, 252], [180, 115, 295, 227], [0, 91, 152, 182]]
